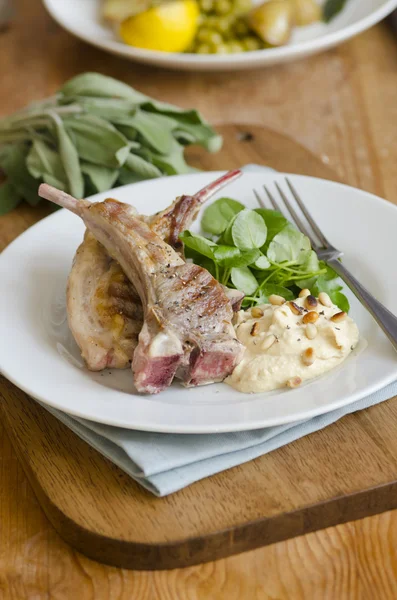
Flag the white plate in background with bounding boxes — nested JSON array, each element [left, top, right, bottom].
[[42, 0, 397, 71]]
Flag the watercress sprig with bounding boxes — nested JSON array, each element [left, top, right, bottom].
[[180, 197, 350, 312]]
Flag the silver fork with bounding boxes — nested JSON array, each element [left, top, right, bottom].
[[254, 178, 397, 352]]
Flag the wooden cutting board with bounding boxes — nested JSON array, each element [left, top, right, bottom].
[[2, 124, 397, 571]]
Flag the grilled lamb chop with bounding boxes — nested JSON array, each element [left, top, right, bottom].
[[67, 171, 243, 370], [39, 184, 245, 394]]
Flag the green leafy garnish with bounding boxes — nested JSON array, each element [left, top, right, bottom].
[[201, 197, 244, 235], [323, 0, 348, 23], [231, 266, 258, 295], [0, 72, 221, 214], [267, 226, 311, 265], [231, 209, 268, 251], [180, 196, 350, 312]]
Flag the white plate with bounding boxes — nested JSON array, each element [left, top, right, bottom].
[[1, 172, 397, 432], [42, 0, 397, 71]]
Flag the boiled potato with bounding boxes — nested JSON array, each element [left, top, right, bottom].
[[248, 0, 294, 47], [102, 0, 152, 22], [292, 0, 321, 26]]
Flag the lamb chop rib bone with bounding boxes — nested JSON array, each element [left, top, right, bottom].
[[39, 184, 245, 394], [67, 171, 244, 372]]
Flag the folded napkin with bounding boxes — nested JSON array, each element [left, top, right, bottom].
[[36, 164, 397, 496], [40, 382, 397, 496]]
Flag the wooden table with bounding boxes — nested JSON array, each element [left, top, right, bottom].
[[1, 1, 397, 597]]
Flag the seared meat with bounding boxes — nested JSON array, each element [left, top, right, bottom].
[[67, 171, 243, 370], [39, 184, 245, 394], [68, 231, 143, 370]]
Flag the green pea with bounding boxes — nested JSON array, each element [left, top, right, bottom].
[[196, 43, 213, 54], [200, 0, 214, 12], [208, 31, 224, 45], [213, 42, 229, 54], [234, 19, 250, 36], [214, 16, 233, 34], [215, 0, 232, 16], [234, 0, 253, 15], [242, 36, 262, 51], [227, 40, 244, 52], [196, 27, 213, 43]]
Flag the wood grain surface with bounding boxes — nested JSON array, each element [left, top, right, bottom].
[[1, 0, 397, 596], [3, 121, 397, 572]]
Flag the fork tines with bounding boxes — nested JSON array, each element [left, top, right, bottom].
[[254, 178, 329, 250]]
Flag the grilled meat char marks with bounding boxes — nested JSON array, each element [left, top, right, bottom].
[[154, 262, 243, 387], [81, 199, 243, 393], [39, 183, 244, 394], [67, 231, 142, 370], [66, 170, 243, 371], [149, 194, 200, 253]]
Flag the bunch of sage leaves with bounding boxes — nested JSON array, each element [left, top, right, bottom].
[[0, 72, 222, 215], [180, 197, 349, 311]]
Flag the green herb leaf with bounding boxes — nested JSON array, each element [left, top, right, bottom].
[[220, 212, 238, 245], [26, 139, 68, 190], [73, 97, 137, 121], [213, 245, 240, 266], [0, 144, 41, 205], [149, 138, 193, 175], [267, 226, 311, 265], [254, 208, 289, 244], [117, 168, 150, 186], [124, 153, 163, 179], [64, 115, 130, 168], [252, 254, 271, 270], [49, 111, 84, 198], [230, 266, 258, 295], [114, 110, 176, 155], [213, 246, 260, 268], [60, 73, 149, 103], [142, 103, 222, 153], [295, 250, 321, 289], [0, 181, 21, 214], [232, 209, 268, 251], [330, 291, 350, 313], [179, 231, 216, 259], [323, 0, 347, 22], [201, 197, 245, 235], [312, 275, 343, 297], [81, 162, 119, 193]]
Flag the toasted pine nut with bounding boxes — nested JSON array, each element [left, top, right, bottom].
[[288, 301, 303, 315], [287, 376, 302, 388], [305, 323, 318, 340], [302, 347, 316, 366], [299, 288, 310, 298], [319, 292, 332, 307], [262, 334, 276, 351], [251, 307, 264, 318], [331, 311, 346, 323], [305, 295, 318, 310], [302, 311, 319, 324], [250, 322, 260, 336], [269, 294, 286, 306]]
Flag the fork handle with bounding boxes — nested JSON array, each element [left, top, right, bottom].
[[327, 258, 397, 352]]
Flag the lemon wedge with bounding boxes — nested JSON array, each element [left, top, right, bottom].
[[120, 0, 199, 53]]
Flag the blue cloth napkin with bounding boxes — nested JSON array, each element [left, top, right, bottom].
[[40, 383, 397, 497], [36, 164, 397, 496]]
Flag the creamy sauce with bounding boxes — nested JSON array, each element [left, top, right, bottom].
[[226, 296, 359, 393]]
